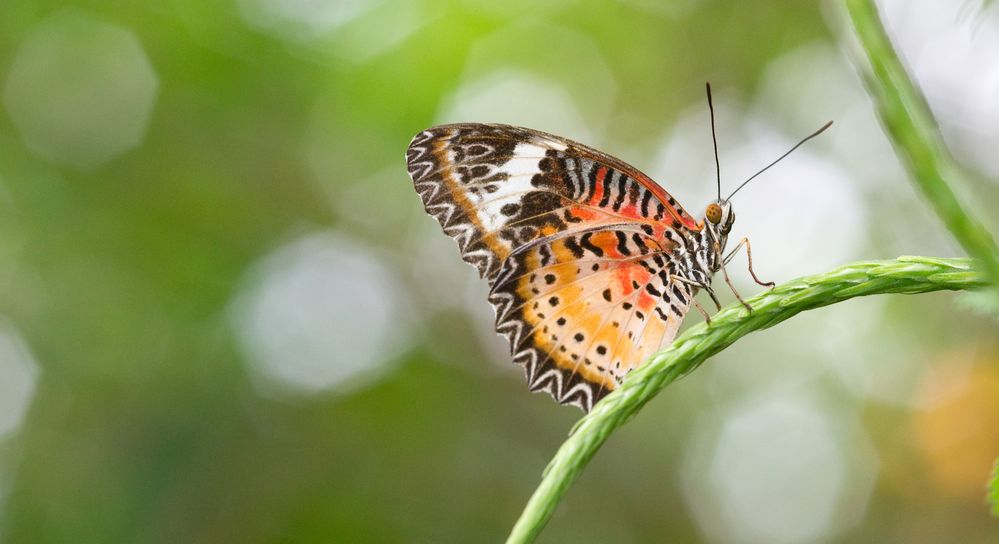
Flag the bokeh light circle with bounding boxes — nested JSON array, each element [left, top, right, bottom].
[[230, 231, 410, 398], [3, 10, 158, 169]]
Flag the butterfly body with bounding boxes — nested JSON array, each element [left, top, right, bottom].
[[407, 123, 734, 411]]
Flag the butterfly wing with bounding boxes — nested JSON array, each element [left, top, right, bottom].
[[406, 123, 700, 411], [488, 225, 695, 410], [406, 123, 701, 282]]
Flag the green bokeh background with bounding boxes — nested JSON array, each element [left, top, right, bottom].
[[0, 1, 997, 542]]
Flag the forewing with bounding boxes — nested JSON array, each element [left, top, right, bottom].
[[488, 226, 694, 411], [406, 123, 701, 285]]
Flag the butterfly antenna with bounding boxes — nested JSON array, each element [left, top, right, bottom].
[[727, 120, 834, 201], [706, 82, 722, 201]]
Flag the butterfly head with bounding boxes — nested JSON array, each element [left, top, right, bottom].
[[704, 199, 734, 237]]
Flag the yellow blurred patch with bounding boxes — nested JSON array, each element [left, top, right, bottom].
[[913, 347, 999, 498]]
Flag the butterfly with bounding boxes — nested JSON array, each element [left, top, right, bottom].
[[406, 95, 830, 411]]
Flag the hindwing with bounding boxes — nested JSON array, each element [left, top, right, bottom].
[[487, 225, 693, 410]]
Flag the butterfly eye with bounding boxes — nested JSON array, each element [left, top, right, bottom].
[[706, 203, 722, 224]]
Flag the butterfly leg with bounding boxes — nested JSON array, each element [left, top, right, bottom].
[[723, 237, 775, 289], [719, 257, 753, 312], [671, 274, 718, 322], [703, 285, 723, 312], [689, 295, 713, 325], [714, 242, 753, 312]]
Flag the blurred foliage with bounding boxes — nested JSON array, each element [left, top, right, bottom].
[[0, 1, 996, 543]]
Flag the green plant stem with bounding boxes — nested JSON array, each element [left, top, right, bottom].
[[844, 0, 999, 297], [506, 257, 988, 544]]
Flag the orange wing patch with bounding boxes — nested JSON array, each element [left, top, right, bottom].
[[490, 227, 691, 410]]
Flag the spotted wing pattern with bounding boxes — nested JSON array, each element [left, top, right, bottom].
[[489, 225, 695, 410], [406, 123, 701, 411]]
